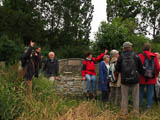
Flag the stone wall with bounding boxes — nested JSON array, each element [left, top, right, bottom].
[[54, 58, 100, 95], [58, 58, 83, 75], [54, 75, 86, 95]]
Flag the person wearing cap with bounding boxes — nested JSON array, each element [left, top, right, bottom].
[[116, 41, 143, 117], [81, 50, 108, 99], [138, 43, 160, 109], [109, 49, 121, 105], [98, 55, 110, 102]]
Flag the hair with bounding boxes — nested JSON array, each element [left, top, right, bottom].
[[110, 49, 119, 58], [103, 55, 110, 60], [48, 51, 55, 57], [85, 52, 92, 58], [36, 46, 41, 50], [143, 43, 151, 51]]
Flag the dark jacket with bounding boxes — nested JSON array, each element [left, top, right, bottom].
[[23, 46, 35, 80], [43, 58, 59, 77], [98, 61, 109, 91], [34, 51, 42, 69], [116, 50, 143, 84]]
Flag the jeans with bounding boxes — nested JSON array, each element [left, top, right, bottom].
[[85, 74, 96, 92], [139, 84, 154, 108]]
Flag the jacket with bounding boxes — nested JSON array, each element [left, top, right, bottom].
[[43, 58, 59, 77], [116, 50, 143, 84], [139, 51, 160, 84], [109, 57, 121, 87], [81, 53, 105, 77], [98, 61, 109, 91], [23, 46, 35, 80]]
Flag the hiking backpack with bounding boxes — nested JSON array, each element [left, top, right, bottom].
[[142, 53, 155, 79], [108, 62, 118, 83], [121, 52, 138, 84]]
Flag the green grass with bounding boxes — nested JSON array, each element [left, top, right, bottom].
[[0, 65, 160, 120]]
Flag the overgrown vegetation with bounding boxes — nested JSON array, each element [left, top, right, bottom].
[[0, 65, 160, 120]]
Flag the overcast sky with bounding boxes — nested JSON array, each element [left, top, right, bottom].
[[90, 0, 107, 40]]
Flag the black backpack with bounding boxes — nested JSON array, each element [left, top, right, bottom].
[[142, 53, 155, 80], [121, 52, 138, 84]]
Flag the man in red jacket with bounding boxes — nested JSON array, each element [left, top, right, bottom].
[[139, 43, 160, 109], [81, 50, 108, 98]]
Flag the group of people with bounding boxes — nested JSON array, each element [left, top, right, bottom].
[[81, 41, 160, 117], [21, 41, 59, 97], [21, 41, 160, 117]]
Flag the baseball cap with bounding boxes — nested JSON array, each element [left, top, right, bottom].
[[123, 41, 133, 48]]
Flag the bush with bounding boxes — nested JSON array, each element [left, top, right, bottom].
[[0, 35, 24, 65], [0, 65, 83, 119]]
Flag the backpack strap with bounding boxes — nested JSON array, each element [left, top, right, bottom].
[[142, 53, 155, 60], [142, 53, 148, 60]]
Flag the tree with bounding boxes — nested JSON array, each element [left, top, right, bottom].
[[106, 0, 160, 42], [1, 0, 45, 45], [139, 0, 160, 42], [36, 0, 93, 49], [106, 0, 141, 23], [94, 18, 148, 54]]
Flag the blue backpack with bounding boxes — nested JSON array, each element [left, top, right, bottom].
[[142, 53, 155, 80]]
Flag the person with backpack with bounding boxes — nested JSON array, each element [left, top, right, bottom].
[[21, 41, 37, 97], [81, 50, 108, 99], [98, 55, 110, 102], [109, 49, 121, 105], [139, 43, 160, 109], [116, 41, 143, 117]]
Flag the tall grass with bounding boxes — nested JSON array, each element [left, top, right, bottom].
[[0, 64, 160, 120]]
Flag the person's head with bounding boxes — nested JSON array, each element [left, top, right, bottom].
[[48, 51, 55, 59], [143, 43, 151, 51], [85, 52, 92, 59], [36, 47, 41, 53], [103, 55, 110, 63], [110, 49, 119, 59], [123, 41, 133, 51]]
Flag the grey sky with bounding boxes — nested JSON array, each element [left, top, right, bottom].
[[90, 0, 107, 40]]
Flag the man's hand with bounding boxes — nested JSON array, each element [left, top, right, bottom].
[[82, 77, 85, 80], [104, 49, 108, 54], [30, 41, 35, 47], [101, 82, 104, 84], [56, 76, 59, 80], [35, 52, 38, 56]]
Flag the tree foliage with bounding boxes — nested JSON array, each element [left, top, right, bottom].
[[106, 0, 160, 42], [0, 0, 94, 62], [139, 0, 160, 42], [94, 18, 148, 54]]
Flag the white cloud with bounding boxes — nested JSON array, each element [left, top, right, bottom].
[[90, 0, 107, 40]]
